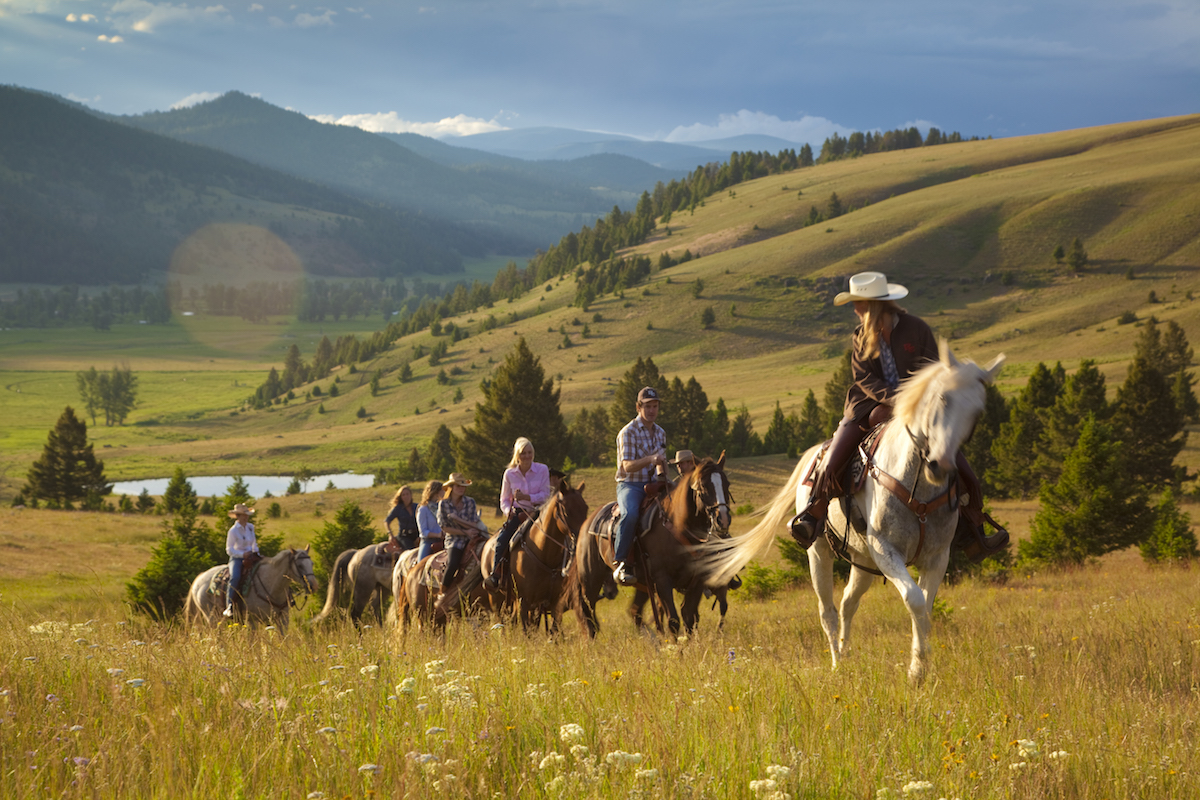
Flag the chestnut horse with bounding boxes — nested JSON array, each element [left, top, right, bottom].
[[563, 455, 732, 637], [479, 479, 588, 633]]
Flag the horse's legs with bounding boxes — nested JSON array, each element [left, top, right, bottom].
[[874, 548, 934, 685], [628, 589, 649, 629], [654, 576, 681, 636], [837, 566, 876, 659], [808, 537, 842, 669], [680, 587, 703, 634]]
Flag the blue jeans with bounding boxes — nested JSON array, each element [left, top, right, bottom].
[[227, 557, 243, 606], [614, 481, 644, 564]]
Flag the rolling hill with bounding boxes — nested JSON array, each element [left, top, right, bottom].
[[2, 113, 1199, 487]]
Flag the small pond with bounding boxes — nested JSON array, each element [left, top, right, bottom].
[[110, 473, 376, 498]]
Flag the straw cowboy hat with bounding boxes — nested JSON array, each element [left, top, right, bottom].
[[228, 503, 255, 518], [668, 449, 696, 466], [833, 271, 909, 306], [444, 472, 473, 488]]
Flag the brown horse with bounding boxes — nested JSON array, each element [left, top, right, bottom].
[[479, 479, 588, 633], [392, 534, 489, 633], [563, 455, 732, 637]]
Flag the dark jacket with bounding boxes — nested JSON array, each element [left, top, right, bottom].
[[386, 503, 419, 550], [844, 312, 938, 424]]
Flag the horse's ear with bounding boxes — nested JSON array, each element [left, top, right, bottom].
[[984, 353, 1005, 382], [576, 480, 585, 495], [303, 544, 310, 553], [716, 450, 726, 468], [938, 338, 959, 368]]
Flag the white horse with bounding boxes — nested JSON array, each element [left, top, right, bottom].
[[705, 342, 1003, 683], [184, 547, 319, 631]]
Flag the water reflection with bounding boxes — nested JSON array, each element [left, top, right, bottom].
[[110, 473, 375, 498]]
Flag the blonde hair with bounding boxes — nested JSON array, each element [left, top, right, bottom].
[[508, 437, 534, 469], [420, 481, 444, 506], [854, 299, 906, 359], [390, 485, 412, 508]]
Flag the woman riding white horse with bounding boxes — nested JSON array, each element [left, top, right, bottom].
[[185, 547, 319, 630]]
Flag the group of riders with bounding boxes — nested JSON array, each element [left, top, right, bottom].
[[220, 270, 1007, 618]]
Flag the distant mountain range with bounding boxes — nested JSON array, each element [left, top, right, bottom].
[[437, 127, 805, 170], [116, 93, 687, 250], [0, 87, 812, 287]]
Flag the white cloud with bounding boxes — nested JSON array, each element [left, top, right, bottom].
[[247, 3, 263, 10], [171, 91, 222, 109], [66, 93, 102, 105], [109, 1, 232, 34], [309, 111, 509, 138], [294, 9, 335, 27], [97, 34, 125, 43], [664, 110, 852, 145]]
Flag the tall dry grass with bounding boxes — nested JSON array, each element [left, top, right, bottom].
[[2, 547, 1197, 799]]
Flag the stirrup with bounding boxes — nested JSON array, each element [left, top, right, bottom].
[[788, 511, 820, 549], [613, 562, 637, 586]]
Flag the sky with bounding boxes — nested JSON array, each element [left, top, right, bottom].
[[1, 0, 1197, 146]]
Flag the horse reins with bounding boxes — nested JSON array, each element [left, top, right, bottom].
[[251, 551, 315, 612]]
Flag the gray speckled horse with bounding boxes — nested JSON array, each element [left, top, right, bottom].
[[310, 543, 400, 627], [184, 547, 319, 631], [705, 342, 1003, 683]]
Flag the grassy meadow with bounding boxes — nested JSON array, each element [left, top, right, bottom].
[[2, 492, 1199, 799]]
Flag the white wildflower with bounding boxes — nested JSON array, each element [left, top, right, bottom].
[[539, 752, 566, 770], [902, 780, 934, 794], [125, 678, 145, 689], [397, 677, 416, 694], [570, 744, 590, 760], [636, 768, 659, 780], [424, 659, 446, 674], [1009, 762, 1027, 771], [306, 793, 325, 799], [751, 778, 779, 794], [106, 668, 124, 677], [316, 726, 336, 734], [357, 763, 381, 774], [559, 723, 585, 743], [545, 775, 565, 793], [328, 665, 345, 671], [360, 665, 379, 677], [425, 726, 446, 736], [1048, 750, 1070, 760], [605, 751, 643, 769], [767, 765, 792, 780], [1017, 739, 1039, 759]]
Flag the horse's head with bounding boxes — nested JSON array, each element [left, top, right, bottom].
[[691, 452, 732, 536], [895, 340, 1004, 483], [553, 479, 589, 535], [291, 545, 320, 595]]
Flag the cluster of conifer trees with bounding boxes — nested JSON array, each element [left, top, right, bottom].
[[0, 285, 171, 328]]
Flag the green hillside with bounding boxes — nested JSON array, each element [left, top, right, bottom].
[[2, 114, 1198, 491], [0, 86, 492, 284]]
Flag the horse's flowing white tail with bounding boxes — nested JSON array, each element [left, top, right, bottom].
[[701, 446, 817, 585]]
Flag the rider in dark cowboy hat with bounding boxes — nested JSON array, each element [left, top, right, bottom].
[[612, 386, 667, 586]]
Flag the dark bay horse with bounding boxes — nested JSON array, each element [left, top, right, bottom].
[[563, 455, 732, 637], [480, 479, 588, 632], [392, 533, 489, 633]]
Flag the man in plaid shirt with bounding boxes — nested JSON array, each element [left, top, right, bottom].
[[612, 386, 667, 585]]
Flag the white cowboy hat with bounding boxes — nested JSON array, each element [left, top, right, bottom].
[[668, 450, 696, 465], [444, 472, 473, 488], [833, 271, 909, 306], [228, 503, 255, 518]]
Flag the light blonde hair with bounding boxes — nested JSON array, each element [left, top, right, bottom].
[[390, 485, 412, 508], [508, 437, 534, 469], [420, 480, 444, 506], [854, 299, 906, 359]]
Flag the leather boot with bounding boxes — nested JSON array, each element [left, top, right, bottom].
[[791, 417, 867, 547]]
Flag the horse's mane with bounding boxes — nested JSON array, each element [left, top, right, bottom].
[[892, 347, 988, 428]]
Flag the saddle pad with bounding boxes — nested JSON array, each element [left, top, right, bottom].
[[418, 544, 483, 589], [207, 562, 261, 597], [587, 502, 620, 541]]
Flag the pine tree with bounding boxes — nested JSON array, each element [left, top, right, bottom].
[[795, 390, 825, 452], [1112, 357, 1186, 490], [608, 356, 670, 443], [1020, 416, 1149, 566], [670, 376, 709, 451], [1139, 489, 1198, 563], [426, 424, 457, 482], [23, 406, 110, 506], [455, 338, 570, 506], [1066, 237, 1088, 272], [309, 500, 378, 582], [986, 362, 1062, 498], [405, 447, 427, 482], [728, 405, 760, 457], [696, 397, 730, 457], [1034, 359, 1108, 485], [763, 401, 793, 455], [161, 467, 199, 515], [568, 405, 611, 467]]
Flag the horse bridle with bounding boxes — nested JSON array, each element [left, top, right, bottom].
[[691, 465, 733, 539], [251, 549, 316, 612]]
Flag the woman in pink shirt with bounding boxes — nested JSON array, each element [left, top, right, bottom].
[[483, 437, 552, 589]]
